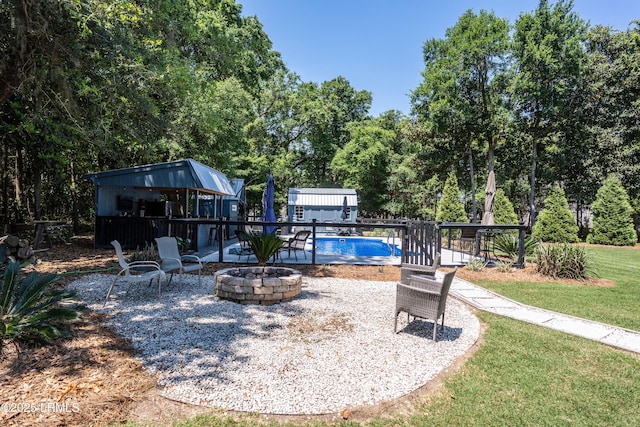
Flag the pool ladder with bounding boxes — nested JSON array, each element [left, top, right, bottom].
[[386, 230, 395, 256]]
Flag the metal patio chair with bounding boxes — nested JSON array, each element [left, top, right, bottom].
[[155, 236, 204, 285], [104, 240, 166, 305], [279, 230, 311, 261]]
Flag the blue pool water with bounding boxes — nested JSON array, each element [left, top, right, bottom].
[[315, 237, 401, 257]]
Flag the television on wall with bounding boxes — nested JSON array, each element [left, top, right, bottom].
[[117, 196, 134, 211], [145, 201, 165, 217]]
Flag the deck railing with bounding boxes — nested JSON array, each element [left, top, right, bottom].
[[94, 216, 526, 267]]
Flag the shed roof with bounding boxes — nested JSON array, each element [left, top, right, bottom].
[[82, 159, 235, 196], [288, 188, 358, 207]]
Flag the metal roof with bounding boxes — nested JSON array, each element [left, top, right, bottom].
[[288, 188, 358, 206], [223, 178, 244, 200], [82, 159, 235, 196]]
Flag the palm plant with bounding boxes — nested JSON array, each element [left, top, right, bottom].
[[1, 261, 85, 353], [245, 232, 284, 266]]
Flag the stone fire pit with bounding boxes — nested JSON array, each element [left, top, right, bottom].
[[214, 266, 302, 305]]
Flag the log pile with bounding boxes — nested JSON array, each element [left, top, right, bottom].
[[1, 234, 34, 264]]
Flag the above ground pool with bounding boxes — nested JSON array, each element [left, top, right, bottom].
[[315, 237, 401, 257]]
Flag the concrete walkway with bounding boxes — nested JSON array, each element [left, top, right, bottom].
[[450, 277, 640, 354]]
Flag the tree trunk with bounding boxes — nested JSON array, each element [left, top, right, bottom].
[[487, 139, 495, 175], [70, 160, 80, 233], [2, 135, 7, 231], [34, 158, 43, 220], [14, 145, 23, 217], [529, 138, 537, 228], [468, 148, 477, 223]]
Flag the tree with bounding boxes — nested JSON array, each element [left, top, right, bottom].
[[0, 0, 283, 227], [532, 185, 579, 242], [587, 176, 637, 246], [413, 9, 511, 221], [494, 188, 519, 225], [301, 76, 372, 184], [383, 118, 442, 219], [578, 25, 640, 201], [331, 122, 393, 214], [511, 0, 588, 227], [436, 172, 468, 223]]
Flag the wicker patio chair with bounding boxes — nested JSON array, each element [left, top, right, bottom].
[[394, 267, 458, 340], [399, 252, 441, 284]]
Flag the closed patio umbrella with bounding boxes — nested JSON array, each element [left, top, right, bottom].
[[341, 196, 348, 221], [482, 170, 495, 225], [262, 174, 277, 234]]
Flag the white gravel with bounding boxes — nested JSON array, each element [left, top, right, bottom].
[[69, 273, 480, 415]]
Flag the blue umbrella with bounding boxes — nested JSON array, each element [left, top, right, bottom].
[[262, 174, 277, 234], [341, 196, 348, 221]]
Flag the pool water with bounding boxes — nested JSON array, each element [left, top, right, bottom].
[[315, 237, 401, 257]]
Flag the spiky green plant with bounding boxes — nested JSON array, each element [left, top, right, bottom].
[[466, 258, 488, 272], [493, 234, 539, 260], [494, 260, 514, 273], [245, 232, 284, 266], [175, 236, 192, 252], [1, 261, 85, 352], [534, 243, 594, 280], [129, 242, 157, 262]]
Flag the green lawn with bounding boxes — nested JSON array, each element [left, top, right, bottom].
[[400, 313, 640, 427], [476, 245, 640, 331], [131, 313, 640, 427]]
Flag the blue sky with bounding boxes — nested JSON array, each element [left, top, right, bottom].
[[239, 0, 639, 117]]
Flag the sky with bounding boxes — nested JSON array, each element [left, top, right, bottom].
[[239, 0, 640, 117]]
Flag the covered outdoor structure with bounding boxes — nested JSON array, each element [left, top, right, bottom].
[[83, 159, 235, 249]]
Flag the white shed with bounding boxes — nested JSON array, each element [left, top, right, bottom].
[[287, 188, 358, 232]]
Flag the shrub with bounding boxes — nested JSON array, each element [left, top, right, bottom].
[[534, 243, 593, 280], [466, 258, 487, 272], [129, 242, 157, 262], [494, 260, 513, 273], [587, 176, 637, 246], [1, 261, 85, 352], [532, 185, 579, 243], [175, 236, 192, 252], [494, 188, 519, 226], [493, 234, 539, 260], [437, 171, 468, 223]]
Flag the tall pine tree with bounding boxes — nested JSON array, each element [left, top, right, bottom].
[[436, 171, 468, 223], [532, 185, 579, 243], [494, 188, 519, 225], [587, 176, 637, 246]]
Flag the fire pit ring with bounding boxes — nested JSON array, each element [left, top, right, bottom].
[[214, 266, 302, 305]]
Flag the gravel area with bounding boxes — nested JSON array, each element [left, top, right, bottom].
[[69, 273, 480, 415]]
